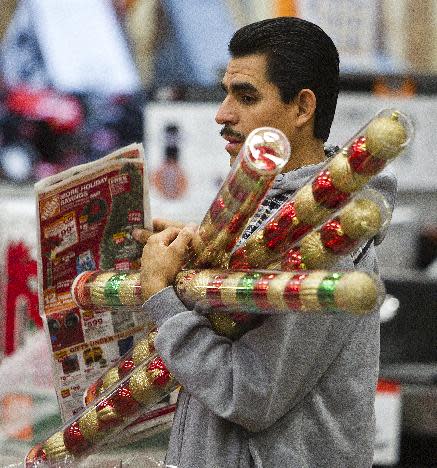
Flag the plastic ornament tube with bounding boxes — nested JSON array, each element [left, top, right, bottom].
[[229, 109, 413, 270], [25, 351, 177, 467], [186, 127, 290, 268], [174, 268, 385, 316], [271, 189, 391, 270]]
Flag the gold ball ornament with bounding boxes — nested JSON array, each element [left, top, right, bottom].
[[101, 367, 120, 391], [129, 368, 159, 405], [78, 409, 102, 443], [90, 272, 117, 307], [299, 271, 328, 311], [365, 112, 407, 160], [266, 273, 291, 311], [333, 271, 379, 314], [132, 337, 154, 365], [219, 272, 246, 306], [294, 185, 334, 226], [43, 431, 69, 461], [340, 199, 383, 239], [118, 272, 142, 306], [300, 231, 337, 269], [327, 152, 370, 193]]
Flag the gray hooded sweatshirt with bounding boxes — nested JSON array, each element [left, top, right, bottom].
[[142, 162, 397, 468]]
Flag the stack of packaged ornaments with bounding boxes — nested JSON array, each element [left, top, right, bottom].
[[26, 110, 413, 467]]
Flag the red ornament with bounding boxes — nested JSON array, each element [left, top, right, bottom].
[[147, 357, 171, 387], [228, 212, 245, 234], [284, 273, 308, 309], [263, 221, 287, 250], [281, 248, 306, 271], [118, 358, 136, 377], [63, 421, 90, 454], [26, 445, 47, 467], [320, 219, 358, 254], [206, 274, 227, 307], [112, 382, 140, 416], [84, 378, 103, 405], [312, 170, 350, 209], [229, 248, 251, 270], [249, 145, 277, 172], [210, 196, 226, 222], [348, 136, 386, 175], [253, 273, 276, 309]]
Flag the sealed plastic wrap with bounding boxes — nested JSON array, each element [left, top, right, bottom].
[[25, 350, 176, 468], [229, 109, 413, 270], [72, 268, 384, 317], [271, 189, 390, 270], [174, 269, 385, 316], [187, 127, 290, 268]]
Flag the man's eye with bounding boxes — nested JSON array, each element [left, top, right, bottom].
[[241, 95, 256, 105]]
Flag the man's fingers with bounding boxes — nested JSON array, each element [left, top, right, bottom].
[[132, 228, 153, 244], [170, 226, 196, 256], [148, 227, 181, 246], [153, 218, 186, 232]]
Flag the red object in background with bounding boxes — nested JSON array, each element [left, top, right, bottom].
[[5, 242, 41, 355], [6, 87, 83, 134]]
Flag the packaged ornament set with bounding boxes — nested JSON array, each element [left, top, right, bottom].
[[27, 111, 413, 467]]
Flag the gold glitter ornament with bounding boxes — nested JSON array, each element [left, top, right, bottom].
[[101, 367, 120, 391], [129, 368, 158, 405], [208, 312, 240, 339], [90, 272, 117, 307], [266, 273, 290, 310], [78, 409, 101, 442], [340, 199, 382, 239], [327, 152, 370, 193], [244, 232, 276, 267], [333, 271, 379, 314], [219, 272, 246, 306], [365, 112, 407, 160], [299, 271, 328, 311], [118, 272, 141, 306], [132, 338, 154, 365], [300, 231, 336, 269], [294, 185, 333, 226], [43, 431, 69, 461]]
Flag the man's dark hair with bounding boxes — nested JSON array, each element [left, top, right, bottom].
[[229, 17, 339, 142]]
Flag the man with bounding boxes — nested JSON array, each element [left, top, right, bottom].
[[135, 17, 396, 467]]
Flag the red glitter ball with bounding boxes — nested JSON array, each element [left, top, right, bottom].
[[210, 197, 226, 222], [112, 382, 140, 416], [320, 218, 358, 254], [147, 357, 171, 387], [228, 213, 245, 234], [284, 273, 308, 309], [229, 248, 251, 270], [118, 358, 136, 377], [26, 445, 47, 467], [312, 170, 350, 208], [276, 201, 298, 228], [63, 421, 90, 454], [253, 273, 276, 309], [348, 136, 386, 175], [84, 377, 103, 405], [281, 248, 305, 271], [264, 221, 281, 240]]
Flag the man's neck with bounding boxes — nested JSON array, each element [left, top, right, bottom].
[[281, 138, 326, 173]]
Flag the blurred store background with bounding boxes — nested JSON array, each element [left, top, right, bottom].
[[0, 0, 435, 467]]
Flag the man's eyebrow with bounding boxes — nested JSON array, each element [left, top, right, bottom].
[[220, 81, 259, 95]]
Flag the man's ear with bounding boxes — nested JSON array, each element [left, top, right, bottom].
[[293, 88, 317, 128]]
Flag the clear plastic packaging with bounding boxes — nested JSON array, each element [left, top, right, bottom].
[[186, 127, 291, 268], [269, 189, 391, 270], [229, 109, 413, 270], [25, 350, 176, 467], [174, 268, 385, 316]]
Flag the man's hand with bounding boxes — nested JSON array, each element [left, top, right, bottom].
[[132, 218, 187, 244], [140, 225, 196, 301]]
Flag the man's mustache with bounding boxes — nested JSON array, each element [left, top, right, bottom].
[[220, 126, 245, 141]]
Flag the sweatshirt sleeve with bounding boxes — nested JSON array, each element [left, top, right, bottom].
[[142, 270, 368, 433]]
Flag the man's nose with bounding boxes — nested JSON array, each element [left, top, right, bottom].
[[215, 98, 238, 125]]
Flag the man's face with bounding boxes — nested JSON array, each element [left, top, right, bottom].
[[216, 53, 298, 166]]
